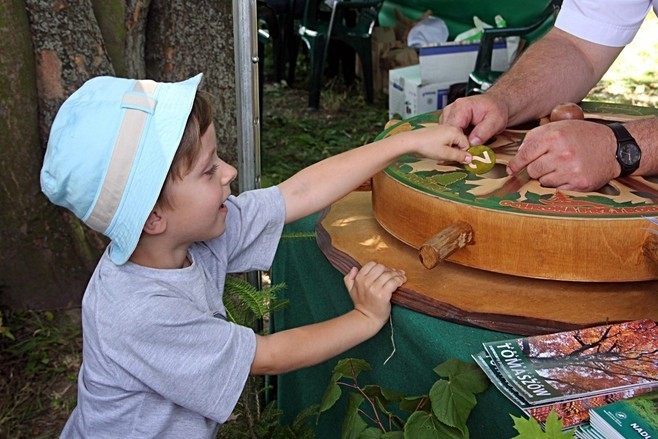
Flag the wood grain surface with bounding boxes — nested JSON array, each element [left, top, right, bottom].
[[317, 191, 658, 335]]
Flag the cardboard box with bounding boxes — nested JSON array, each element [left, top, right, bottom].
[[388, 64, 453, 120], [419, 40, 510, 85], [357, 26, 419, 97]]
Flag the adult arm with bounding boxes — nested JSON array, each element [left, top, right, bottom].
[[489, 27, 620, 126], [441, 27, 621, 146]]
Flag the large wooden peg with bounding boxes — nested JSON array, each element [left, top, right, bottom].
[[419, 221, 474, 269]]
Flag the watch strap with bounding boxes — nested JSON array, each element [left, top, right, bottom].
[[608, 122, 640, 177], [608, 122, 633, 142]]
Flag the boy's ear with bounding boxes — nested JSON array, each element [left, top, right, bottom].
[[143, 209, 166, 235]]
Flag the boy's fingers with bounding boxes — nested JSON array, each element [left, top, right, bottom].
[[343, 267, 358, 290], [439, 147, 472, 164]]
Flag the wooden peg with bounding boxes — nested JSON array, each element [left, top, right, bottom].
[[419, 221, 474, 269]]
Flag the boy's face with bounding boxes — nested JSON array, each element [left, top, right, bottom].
[[159, 123, 237, 245]]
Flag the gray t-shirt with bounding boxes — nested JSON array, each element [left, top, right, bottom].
[[61, 186, 285, 438]]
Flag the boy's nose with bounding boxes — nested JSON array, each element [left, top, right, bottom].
[[224, 165, 238, 185]]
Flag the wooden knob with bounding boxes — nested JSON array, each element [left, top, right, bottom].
[[419, 221, 474, 269]]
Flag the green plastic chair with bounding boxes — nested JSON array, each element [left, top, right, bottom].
[[466, 0, 562, 95], [293, 0, 384, 110]]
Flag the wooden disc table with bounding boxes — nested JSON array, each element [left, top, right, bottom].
[[317, 103, 658, 335], [374, 103, 658, 282], [317, 191, 658, 335]]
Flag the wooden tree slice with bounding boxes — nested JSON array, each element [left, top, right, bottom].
[[372, 103, 658, 282], [317, 191, 658, 335]]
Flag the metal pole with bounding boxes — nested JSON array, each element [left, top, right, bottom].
[[233, 0, 261, 193], [232, 0, 262, 290]]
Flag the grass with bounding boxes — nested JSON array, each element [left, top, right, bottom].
[[0, 308, 81, 438], [2, 12, 658, 437]]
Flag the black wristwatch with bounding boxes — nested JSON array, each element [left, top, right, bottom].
[[608, 122, 641, 177]]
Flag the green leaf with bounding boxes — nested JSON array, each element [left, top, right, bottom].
[[510, 412, 574, 439], [433, 359, 489, 394], [342, 393, 368, 439], [381, 432, 404, 439], [333, 358, 372, 380], [362, 385, 404, 419], [399, 395, 430, 413], [359, 427, 384, 438], [319, 382, 342, 414], [403, 411, 464, 439], [380, 387, 405, 403], [510, 414, 545, 438], [544, 411, 575, 438], [429, 379, 476, 434]]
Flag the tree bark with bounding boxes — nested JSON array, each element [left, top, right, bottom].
[[146, 0, 237, 167], [0, 0, 238, 309], [26, 0, 115, 144], [0, 0, 104, 309]]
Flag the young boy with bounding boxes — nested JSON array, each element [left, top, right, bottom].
[[41, 74, 471, 438]]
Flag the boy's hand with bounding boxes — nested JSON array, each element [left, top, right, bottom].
[[402, 124, 472, 165], [343, 262, 406, 328]]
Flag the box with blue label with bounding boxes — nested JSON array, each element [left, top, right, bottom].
[[388, 64, 453, 120], [419, 40, 510, 84]]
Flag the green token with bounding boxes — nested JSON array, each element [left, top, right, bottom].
[[464, 145, 496, 175]]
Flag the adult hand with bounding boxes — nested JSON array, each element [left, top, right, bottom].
[[506, 120, 619, 191], [440, 94, 510, 146], [343, 261, 406, 327]]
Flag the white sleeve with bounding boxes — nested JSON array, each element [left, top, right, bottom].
[[555, 0, 651, 47]]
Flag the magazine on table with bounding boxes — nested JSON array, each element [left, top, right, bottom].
[[481, 320, 658, 406], [473, 350, 658, 429], [573, 424, 606, 439], [588, 390, 658, 439]]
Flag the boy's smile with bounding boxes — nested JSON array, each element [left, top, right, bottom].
[[159, 123, 237, 251]]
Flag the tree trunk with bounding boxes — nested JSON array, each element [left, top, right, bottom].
[[0, 0, 237, 309], [146, 0, 237, 167], [0, 0, 99, 309]]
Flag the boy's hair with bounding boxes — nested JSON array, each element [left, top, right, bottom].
[[157, 91, 214, 210]]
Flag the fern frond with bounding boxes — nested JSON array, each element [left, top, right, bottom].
[[223, 276, 288, 328]]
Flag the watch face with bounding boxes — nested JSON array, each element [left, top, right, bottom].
[[619, 142, 641, 166]]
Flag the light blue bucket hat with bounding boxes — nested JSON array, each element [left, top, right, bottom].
[[41, 73, 203, 265]]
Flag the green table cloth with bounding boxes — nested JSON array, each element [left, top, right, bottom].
[[271, 212, 526, 438]]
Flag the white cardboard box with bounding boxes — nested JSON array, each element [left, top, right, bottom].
[[419, 40, 510, 85], [388, 64, 453, 120]]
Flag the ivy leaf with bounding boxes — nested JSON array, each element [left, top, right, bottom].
[[433, 358, 489, 394], [429, 378, 476, 434], [342, 393, 368, 439], [403, 411, 464, 439], [381, 432, 404, 439], [510, 412, 574, 439]]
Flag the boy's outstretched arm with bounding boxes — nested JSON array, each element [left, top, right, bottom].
[[277, 125, 470, 223], [250, 262, 406, 376]]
